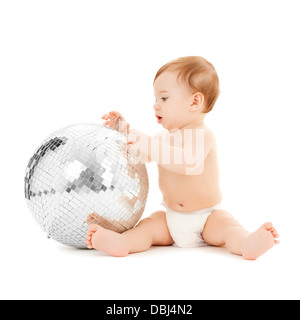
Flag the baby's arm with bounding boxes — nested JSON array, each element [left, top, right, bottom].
[[128, 129, 215, 175], [151, 129, 210, 175]]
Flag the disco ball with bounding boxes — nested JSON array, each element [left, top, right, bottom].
[[24, 123, 149, 248]]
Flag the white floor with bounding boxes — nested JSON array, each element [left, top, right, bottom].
[[1, 232, 297, 300]]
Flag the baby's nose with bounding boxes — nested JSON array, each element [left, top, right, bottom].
[[153, 103, 160, 111]]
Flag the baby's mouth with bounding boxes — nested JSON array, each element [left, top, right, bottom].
[[156, 115, 163, 123]]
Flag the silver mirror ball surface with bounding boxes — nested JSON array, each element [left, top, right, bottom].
[[25, 124, 149, 248]]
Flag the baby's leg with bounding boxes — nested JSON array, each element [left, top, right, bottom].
[[202, 210, 279, 260], [86, 211, 174, 257]]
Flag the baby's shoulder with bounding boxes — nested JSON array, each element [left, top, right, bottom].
[[200, 126, 217, 153], [204, 125, 216, 143]]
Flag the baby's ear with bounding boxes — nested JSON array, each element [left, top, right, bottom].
[[190, 92, 205, 111]]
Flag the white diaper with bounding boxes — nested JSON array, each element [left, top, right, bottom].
[[161, 201, 222, 248]]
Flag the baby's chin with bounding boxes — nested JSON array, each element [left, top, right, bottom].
[[160, 119, 180, 132], [166, 122, 181, 131], [167, 126, 180, 133]]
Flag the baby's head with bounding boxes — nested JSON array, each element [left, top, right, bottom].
[[153, 56, 220, 131]]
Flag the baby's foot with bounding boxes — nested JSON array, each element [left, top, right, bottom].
[[86, 226, 96, 249], [86, 224, 129, 257], [86, 212, 100, 225], [242, 222, 280, 260], [86, 212, 126, 233]]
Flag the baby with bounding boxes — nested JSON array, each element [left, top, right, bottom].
[[86, 56, 279, 260]]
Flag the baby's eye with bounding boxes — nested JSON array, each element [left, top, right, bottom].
[[161, 97, 168, 101]]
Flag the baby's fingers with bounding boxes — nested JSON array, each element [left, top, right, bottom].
[[109, 111, 126, 121], [102, 114, 117, 127], [109, 110, 121, 116], [102, 111, 118, 119], [101, 114, 110, 120]]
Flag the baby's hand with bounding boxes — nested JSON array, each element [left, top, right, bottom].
[[101, 111, 130, 134], [127, 129, 151, 163]]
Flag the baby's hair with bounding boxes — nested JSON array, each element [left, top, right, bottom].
[[154, 56, 220, 113]]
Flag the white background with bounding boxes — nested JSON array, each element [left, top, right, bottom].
[[1, 0, 299, 300]]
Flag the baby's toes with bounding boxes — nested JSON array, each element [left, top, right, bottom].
[[88, 223, 102, 233], [269, 227, 280, 245], [86, 238, 92, 249], [86, 242, 93, 249], [86, 233, 92, 241], [86, 234, 91, 242], [263, 222, 273, 230], [86, 231, 95, 248], [272, 230, 279, 239], [86, 230, 94, 238], [269, 226, 278, 237], [86, 212, 97, 224]]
